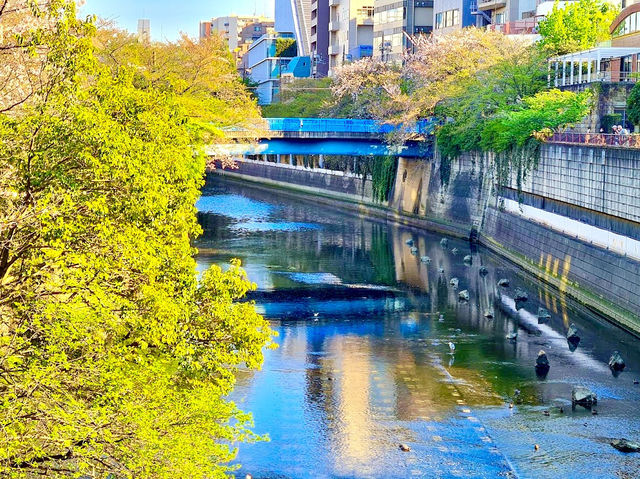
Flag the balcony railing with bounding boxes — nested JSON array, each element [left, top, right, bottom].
[[548, 132, 640, 148], [554, 71, 639, 87], [485, 18, 540, 34]]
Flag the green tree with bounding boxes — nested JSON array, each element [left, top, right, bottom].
[[275, 38, 297, 57], [538, 0, 620, 55], [1, 2, 274, 477], [627, 82, 640, 127], [262, 78, 334, 117]]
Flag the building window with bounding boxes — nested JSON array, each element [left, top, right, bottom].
[[436, 9, 461, 28], [613, 11, 640, 37], [495, 12, 505, 24], [415, 0, 434, 6]]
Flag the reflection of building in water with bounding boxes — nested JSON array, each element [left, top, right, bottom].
[[329, 336, 375, 473]]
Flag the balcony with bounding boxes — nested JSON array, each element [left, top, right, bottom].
[[329, 20, 340, 31], [328, 43, 341, 55], [485, 18, 539, 34], [477, 0, 507, 10], [328, 0, 340, 5]]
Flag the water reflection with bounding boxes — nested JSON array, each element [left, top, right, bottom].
[[197, 179, 640, 479]]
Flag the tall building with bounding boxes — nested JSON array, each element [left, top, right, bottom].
[[311, 0, 330, 77], [137, 19, 150, 43], [328, 0, 375, 74], [433, 0, 475, 35], [275, 0, 313, 56], [373, 1, 433, 61], [199, 16, 274, 53]]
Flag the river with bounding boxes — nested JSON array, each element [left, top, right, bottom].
[[196, 177, 640, 479]]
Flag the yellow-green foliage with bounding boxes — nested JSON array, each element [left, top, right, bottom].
[[538, 0, 620, 55], [0, 2, 274, 477]]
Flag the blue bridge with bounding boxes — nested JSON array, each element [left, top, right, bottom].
[[213, 117, 437, 158]]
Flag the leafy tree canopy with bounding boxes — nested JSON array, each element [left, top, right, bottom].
[[627, 81, 640, 126], [262, 78, 334, 117], [1, 2, 274, 477], [275, 38, 297, 57], [538, 0, 620, 55]]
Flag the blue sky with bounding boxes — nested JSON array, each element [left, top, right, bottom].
[[80, 0, 275, 41]]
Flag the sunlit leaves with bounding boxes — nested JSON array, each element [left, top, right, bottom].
[[1, 2, 275, 477]]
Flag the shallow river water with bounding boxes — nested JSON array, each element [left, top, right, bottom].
[[196, 178, 640, 479]]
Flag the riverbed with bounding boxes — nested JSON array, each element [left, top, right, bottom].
[[196, 178, 640, 479]]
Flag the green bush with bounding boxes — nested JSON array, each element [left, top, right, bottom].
[[275, 38, 297, 57]]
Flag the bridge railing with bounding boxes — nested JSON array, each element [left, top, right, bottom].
[[265, 118, 435, 135]]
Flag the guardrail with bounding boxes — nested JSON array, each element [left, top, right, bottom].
[[548, 132, 640, 148], [265, 118, 435, 135]]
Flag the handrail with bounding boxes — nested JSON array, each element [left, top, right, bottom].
[[548, 132, 640, 148]]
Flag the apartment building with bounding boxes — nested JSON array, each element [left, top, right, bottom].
[[199, 16, 274, 52], [373, 0, 433, 61], [471, 0, 538, 32], [328, 0, 375, 74], [275, 0, 313, 56], [311, 0, 330, 77], [433, 0, 475, 35]]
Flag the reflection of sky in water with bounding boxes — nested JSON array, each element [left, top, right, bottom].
[[282, 272, 342, 285], [196, 194, 276, 219], [231, 221, 320, 232]]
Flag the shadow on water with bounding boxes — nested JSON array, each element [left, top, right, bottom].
[[197, 178, 640, 479]]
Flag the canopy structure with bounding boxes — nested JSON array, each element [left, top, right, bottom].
[[549, 47, 640, 87]]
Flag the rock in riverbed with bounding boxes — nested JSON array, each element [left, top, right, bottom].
[[458, 290, 469, 301], [451, 247, 459, 255], [611, 439, 640, 453], [479, 266, 488, 276], [498, 278, 510, 287], [440, 238, 448, 247], [572, 386, 597, 410], [535, 350, 550, 376], [420, 255, 431, 263], [450, 277, 459, 289], [399, 444, 411, 452], [538, 307, 551, 323], [463, 255, 472, 264], [406, 239, 414, 246], [609, 351, 626, 372], [514, 288, 528, 302], [567, 323, 581, 350], [410, 246, 418, 255]]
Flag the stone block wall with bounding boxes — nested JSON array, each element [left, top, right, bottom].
[[483, 207, 640, 324]]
